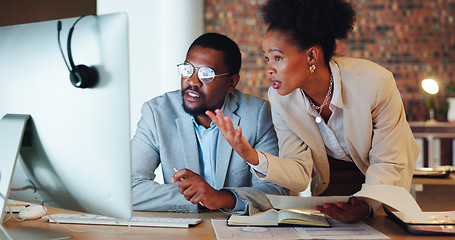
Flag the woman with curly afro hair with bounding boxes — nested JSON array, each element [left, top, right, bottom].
[[207, 0, 420, 223]]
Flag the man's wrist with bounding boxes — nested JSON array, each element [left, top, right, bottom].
[[219, 190, 237, 209]]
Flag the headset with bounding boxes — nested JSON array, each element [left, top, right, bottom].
[[57, 15, 98, 88]]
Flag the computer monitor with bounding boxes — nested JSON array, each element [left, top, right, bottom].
[[0, 12, 132, 237]]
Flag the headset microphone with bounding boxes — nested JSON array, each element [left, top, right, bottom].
[[57, 15, 98, 88]]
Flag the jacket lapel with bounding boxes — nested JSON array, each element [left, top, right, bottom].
[[333, 61, 370, 172], [286, 90, 330, 192], [214, 94, 238, 189], [176, 115, 201, 174]]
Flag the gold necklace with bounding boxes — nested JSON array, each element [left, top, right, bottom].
[[303, 74, 333, 123]]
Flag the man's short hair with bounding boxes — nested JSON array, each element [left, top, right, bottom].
[[187, 33, 241, 75]]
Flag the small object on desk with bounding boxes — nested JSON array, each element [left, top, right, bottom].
[[413, 167, 451, 178], [5, 205, 26, 213], [227, 208, 330, 227], [433, 165, 455, 172], [3, 199, 32, 213], [18, 205, 47, 220], [384, 206, 455, 235], [240, 226, 270, 232], [44, 214, 203, 228]]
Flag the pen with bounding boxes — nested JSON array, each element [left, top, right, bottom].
[[173, 168, 205, 207], [173, 168, 185, 181]]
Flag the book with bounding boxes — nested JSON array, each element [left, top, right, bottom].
[[227, 208, 330, 227], [384, 207, 455, 235]]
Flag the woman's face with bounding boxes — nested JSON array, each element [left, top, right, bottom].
[[262, 30, 310, 96]]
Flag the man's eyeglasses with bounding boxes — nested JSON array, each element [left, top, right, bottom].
[[177, 62, 230, 83]]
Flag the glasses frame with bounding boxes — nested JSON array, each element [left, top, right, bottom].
[[177, 62, 231, 83]]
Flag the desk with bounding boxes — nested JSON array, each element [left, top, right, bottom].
[[412, 173, 455, 186], [2, 207, 454, 239], [409, 121, 455, 167], [411, 173, 455, 211]]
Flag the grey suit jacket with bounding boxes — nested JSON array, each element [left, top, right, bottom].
[[131, 89, 288, 215]]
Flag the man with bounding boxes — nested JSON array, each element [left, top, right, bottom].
[[131, 33, 288, 215]]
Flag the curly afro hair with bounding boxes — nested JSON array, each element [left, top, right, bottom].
[[262, 0, 356, 65]]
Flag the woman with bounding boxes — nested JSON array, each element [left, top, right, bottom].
[[207, 0, 420, 223]]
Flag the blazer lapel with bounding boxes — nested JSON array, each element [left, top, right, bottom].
[[286, 90, 330, 188], [214, 94, 238, 189], [176, 116, 201, 174]]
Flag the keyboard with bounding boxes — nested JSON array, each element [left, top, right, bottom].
[[43, 214, 203, 228]]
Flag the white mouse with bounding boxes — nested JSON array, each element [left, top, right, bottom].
[[18, 205, 47, 220]]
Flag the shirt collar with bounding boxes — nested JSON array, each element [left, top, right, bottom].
[[301, 60, 344, 113], [329, 59, 344, 110]]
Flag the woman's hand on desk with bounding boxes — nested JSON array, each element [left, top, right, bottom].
[[315, 197, 370, 223], [206, 109, 259, 165], [171, 168, 236, 210]]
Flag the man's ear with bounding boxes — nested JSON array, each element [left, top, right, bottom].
[[227, 74, 240, 93]]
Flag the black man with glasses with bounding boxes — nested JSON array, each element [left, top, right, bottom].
[[131, 33, 288, 215]]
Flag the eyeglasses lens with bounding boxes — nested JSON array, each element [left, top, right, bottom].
[[198, 67, 215, 82], [177, 63, 216, 83], [178, 63, 193, 78]]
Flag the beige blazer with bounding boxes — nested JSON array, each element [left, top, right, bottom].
[[262, 57, 420, 196]]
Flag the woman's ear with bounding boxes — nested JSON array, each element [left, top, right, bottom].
[[307, 47, 319, 65]]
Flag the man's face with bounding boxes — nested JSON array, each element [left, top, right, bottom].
[[181, 46, 235, 116]]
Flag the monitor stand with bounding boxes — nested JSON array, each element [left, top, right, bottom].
[[0, 114, 72, 240]]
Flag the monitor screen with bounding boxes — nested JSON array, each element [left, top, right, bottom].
[[0, 13, 132, 222]]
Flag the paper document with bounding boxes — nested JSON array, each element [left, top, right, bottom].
[[267, 195, 350, 210], [268, 185, 426, 222], [352, 185, 426, 222], [294, 219, 390, 239], [212, 219, 389, 239], [212, 219, 301, 239]]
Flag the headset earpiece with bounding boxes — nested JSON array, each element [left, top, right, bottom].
[[58, 15, 98, 88], [70, 65, 98, 88]]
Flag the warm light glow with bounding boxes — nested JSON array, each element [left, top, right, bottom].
[[421, 78, 439, 95]]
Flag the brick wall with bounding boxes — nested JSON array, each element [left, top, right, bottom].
[[205, 0, 455, 121]]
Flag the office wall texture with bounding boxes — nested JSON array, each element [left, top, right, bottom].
[[205, 0, 455, 121]]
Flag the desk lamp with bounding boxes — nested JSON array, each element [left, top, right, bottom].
[[421, 78, 439, 123]]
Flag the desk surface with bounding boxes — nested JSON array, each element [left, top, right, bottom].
[[2, 207, 454, 239], [409, 121, 455, 138], [412, 173, 455, 185]]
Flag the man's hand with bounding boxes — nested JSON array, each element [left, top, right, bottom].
[[171, 168, 236, 210], [315, 197, 370, 223], [206, 109, 259, 165]]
